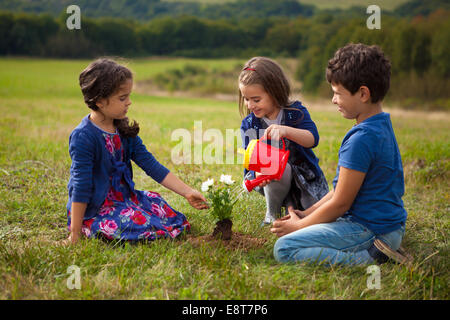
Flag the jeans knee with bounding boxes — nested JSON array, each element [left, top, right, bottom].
[[273, 237, 291, 262], [378, 227, 404, 251]]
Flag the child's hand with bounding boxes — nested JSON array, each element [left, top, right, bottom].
[[263, 124, 288, 141], [257, 179, 271, 188], [59, 232, 80, 246], [255, 172, 272, 188], [270, 213, 302, 237], [291, 209, 307, 219], [185, 189, 209, 210]]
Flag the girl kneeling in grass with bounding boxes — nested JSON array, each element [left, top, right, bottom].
[[238, 57, 329, 225], [65, 58, 208, 245]]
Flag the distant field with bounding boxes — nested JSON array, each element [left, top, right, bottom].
[[0, 57, 448, 299], [162, 0, 410, 11]]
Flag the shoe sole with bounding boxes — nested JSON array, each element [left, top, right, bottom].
[[373, 239, 412, 265]]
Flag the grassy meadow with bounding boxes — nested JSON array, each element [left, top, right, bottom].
[[0, 57, 448, 300]]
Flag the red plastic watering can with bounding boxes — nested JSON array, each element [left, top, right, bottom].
[[243, 138, 290, 192]]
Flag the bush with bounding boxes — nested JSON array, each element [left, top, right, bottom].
[[148, 63, 240, 95]]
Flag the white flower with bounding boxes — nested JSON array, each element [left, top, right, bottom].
[[201, 178, 214, 192], [220, 174, 235, 185]]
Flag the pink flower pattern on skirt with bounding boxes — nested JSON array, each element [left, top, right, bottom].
[[120, 207, 134, 217], [99, 219, 118, 239], [99, 206, 114, 216]]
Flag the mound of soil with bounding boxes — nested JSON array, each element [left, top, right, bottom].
[[212, 218, 233, 240], [186, 232, 267, 252]]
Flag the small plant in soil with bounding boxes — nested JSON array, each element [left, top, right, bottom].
[[201, 174, 241, 240]]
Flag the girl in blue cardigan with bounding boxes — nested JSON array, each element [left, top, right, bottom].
[[65, 58, 208, 245], [239, 57, 329, 225]]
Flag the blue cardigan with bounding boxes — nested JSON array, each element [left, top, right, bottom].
[[66, 115, 170, 220], [240, 101, 323, 179]]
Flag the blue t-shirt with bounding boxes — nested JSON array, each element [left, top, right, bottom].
[[332, 112, 407, 235]]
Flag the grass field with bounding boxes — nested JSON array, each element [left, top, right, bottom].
[[0, 57, 448, 300]]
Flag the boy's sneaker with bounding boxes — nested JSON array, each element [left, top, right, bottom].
[[368, 239, 412, 265]]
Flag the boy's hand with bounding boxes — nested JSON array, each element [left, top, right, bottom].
[[270, 213, 302, 237], [292, 209, 307, 219], [185, 189, 209, 210]]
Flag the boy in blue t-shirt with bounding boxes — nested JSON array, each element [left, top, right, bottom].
[[272, 43, 409, 265]]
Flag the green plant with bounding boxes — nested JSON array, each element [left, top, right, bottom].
[[201, 175, 240, 222]]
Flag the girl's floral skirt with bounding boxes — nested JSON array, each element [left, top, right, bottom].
[[67, 188, 190, 242]]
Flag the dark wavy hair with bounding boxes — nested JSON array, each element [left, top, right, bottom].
[[79, 58, 139, 137], [326, 43, 391, 103]]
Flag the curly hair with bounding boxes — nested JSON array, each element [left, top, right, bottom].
[[79, 58, 139, 138], [326, 43, 391, 103]]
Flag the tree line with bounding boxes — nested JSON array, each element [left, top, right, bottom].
[[0, 11, 321, 58], [0, 4, 449, 109], [1, 0, 448, 21], [0, 0, 315, 21]]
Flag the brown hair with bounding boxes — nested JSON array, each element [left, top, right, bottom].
[[238, 57, 293, 118], [326, 43, 391, 103], [79, 58, 139, 137]]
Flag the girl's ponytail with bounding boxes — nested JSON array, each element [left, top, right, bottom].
[[114, 117, 139, 138]]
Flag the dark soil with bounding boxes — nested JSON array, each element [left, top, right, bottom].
[[212, 218, 233, 240], [186, 232, 267, 252]]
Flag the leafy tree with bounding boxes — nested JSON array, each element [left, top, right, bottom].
[[394, 0, 450, 17], [411, 29, 431, 75], [0, 11, 14, 54], [430, 20, 450, 77], [265, 22, 302, 56], [6, 12, 58, 55]]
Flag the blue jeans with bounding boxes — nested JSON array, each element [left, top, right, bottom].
[[273, 217, 405, 266]]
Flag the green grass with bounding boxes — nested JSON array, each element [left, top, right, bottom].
[[0, 58, 448, 300]]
